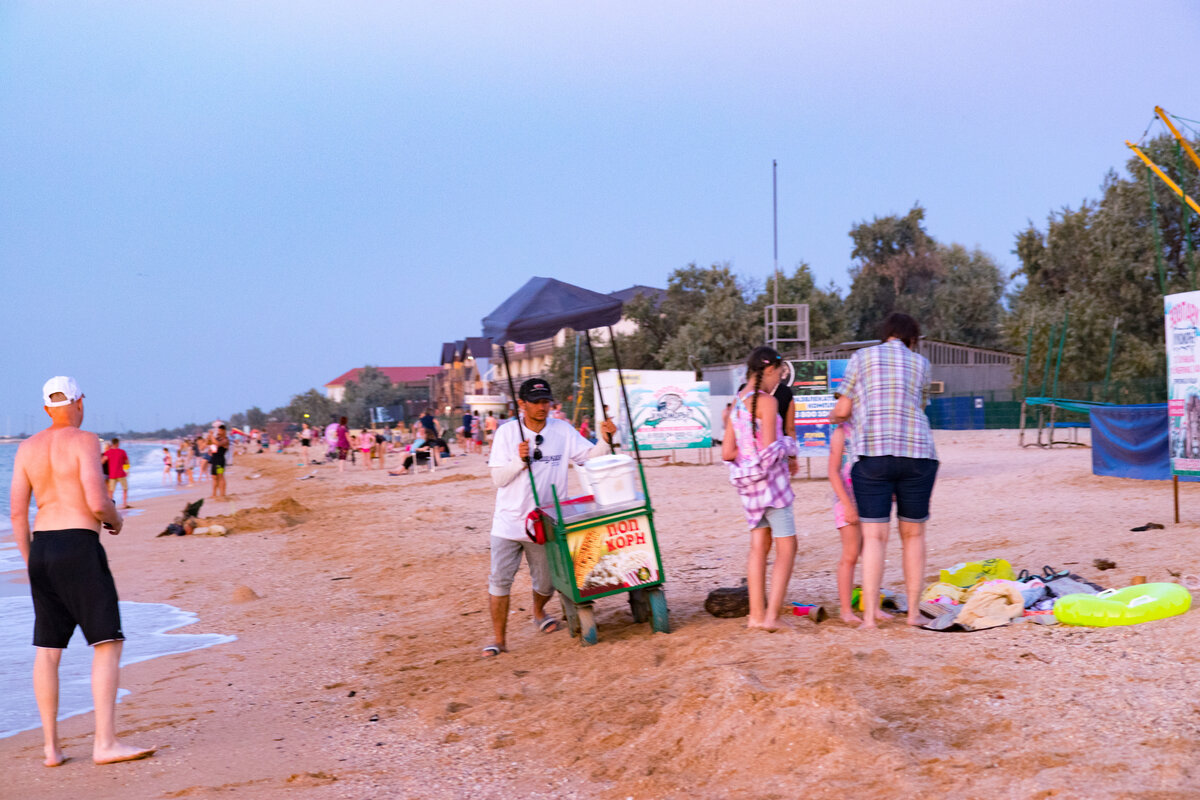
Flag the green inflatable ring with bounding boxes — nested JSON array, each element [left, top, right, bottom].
[[1054, 583, 1192, 627]]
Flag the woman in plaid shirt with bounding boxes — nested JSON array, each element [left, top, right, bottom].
[[721, 346, 801, 631], [830, 313, 938, 630]]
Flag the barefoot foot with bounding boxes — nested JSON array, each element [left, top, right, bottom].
[[93, 742, 156, 765], [840, 609, 862, 625], [43, 748, 66, 767]]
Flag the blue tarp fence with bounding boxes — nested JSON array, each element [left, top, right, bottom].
[[1089, 403, 1200, 482]]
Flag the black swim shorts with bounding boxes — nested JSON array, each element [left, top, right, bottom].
[[28, 529, 123, 648]]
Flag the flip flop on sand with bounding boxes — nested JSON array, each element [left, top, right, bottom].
[[536, 616, 561, 634], [481, 644, 505, 658]]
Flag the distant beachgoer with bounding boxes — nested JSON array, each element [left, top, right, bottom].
[[299, 423, 313, 466], [324, 417, 339, 462], [482, 378, 617, 658], [830, 312, 938, 629], [336, 416, 350, 473], [103, 438, 131, 509], [360, 429, 374, 469], [484, 410, 498, 444], [185, 441, 197, 486], [211, 425, 229, 498], [579, 416, 592, 443], [161, 448, 172, 484], [461, 409, 474, 454], [552, 402, 568, 421], [473, 413, 485, 452], [721, 346, 799, 631], [391, 433, 435, 475], [174, 447, 186, 485], [9, 376, 156, 767], [418, 408, 438, 439]]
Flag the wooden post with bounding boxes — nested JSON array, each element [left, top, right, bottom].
[[1175, 475, 1180, 524]]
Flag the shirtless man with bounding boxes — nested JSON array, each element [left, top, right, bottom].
[[9, 377, 156, 767]]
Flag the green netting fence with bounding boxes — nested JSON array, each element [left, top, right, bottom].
[[927, 378, 1167, 430]]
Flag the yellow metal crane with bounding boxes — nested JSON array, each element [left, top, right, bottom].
[[1125, 139, 1200, 216]]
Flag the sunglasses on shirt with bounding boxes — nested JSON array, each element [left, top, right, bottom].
[[531, 433, 544, 461]]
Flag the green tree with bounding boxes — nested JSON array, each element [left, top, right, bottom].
[[657, 263, 761, 368], [1008, 132, 1200, 387], [343, 366, 403, 427], [287, 388, 339, 428], [245, 406, 267, 428], [844, 205, 1008, 346]]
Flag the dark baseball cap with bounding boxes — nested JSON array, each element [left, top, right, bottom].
[[519, 378, 554, 402]]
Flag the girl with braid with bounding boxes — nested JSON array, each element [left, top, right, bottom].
[[721, 346, 801, 630]]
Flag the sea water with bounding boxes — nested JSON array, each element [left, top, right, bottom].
[[0, 441, 236, 739]]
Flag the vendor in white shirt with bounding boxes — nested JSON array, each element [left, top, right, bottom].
[[484, 377, 617, 658]]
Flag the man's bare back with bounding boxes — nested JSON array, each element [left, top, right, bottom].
[[14, 427, 114, 536]]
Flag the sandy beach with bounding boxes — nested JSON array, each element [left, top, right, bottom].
[[4, 430, 1200, 799]]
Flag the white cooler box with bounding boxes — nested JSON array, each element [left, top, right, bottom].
[[582, 454, 638, 506]]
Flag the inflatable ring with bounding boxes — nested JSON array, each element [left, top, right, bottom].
[[1054, 583, 1192, 627]]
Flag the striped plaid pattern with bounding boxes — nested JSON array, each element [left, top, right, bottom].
[[729, 393, 800, 529], [840, 340, 937, 461]]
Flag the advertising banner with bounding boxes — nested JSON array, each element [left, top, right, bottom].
[[1165, 291, 1200, 476], [567, 513, 660, 598], [598, 370, 712, 451], [788, 359, 849, 459]]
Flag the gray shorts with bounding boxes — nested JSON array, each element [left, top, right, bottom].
[[753, 504, 796, 538], [488, 536, 552, 597]]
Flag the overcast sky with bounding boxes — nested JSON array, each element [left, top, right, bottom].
[[3, 1, 1197, 433]]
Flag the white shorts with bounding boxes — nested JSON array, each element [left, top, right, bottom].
[[488, 536, 552, 597]]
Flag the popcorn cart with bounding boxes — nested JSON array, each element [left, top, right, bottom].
[[482, 277, 670, 645]]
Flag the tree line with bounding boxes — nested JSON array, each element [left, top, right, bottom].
[[549, 132, 1197, 405]]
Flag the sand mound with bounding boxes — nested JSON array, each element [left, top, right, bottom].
[[231, 585, 261, 603], [207, 497, 310, 533]]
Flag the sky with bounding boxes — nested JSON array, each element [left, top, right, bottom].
[[2, 1, 1198, 434]]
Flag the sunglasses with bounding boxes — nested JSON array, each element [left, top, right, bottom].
[[532, 434, 544, 461]]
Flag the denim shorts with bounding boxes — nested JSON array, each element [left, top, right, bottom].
[[850, 456, 939, 524], [753, 504, 797, 538]]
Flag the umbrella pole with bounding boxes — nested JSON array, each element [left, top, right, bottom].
[[609, 326, 645, 473], [499, 342, 540, 507], [583, 330, 614, 449]]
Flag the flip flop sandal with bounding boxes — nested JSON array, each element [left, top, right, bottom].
[[536, 617, 561, 634], [481, 644, 504, 658]]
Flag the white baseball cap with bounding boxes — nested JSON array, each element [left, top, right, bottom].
[[43, 376, 83, 407]]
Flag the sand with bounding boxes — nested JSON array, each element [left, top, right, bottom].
[[4, 431, 1200, 799]]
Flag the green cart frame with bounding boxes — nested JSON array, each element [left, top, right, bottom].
[[541, 470, 669, 645], [483, 277, 672, 646]]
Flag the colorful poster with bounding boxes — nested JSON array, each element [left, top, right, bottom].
[[1165, 292, 1200, 476], [788, 359, 849, 458], [601, 370, 712, 451], [567, 513, 660, 597]]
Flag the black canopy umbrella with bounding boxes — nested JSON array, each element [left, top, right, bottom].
[[480, 276, 642, 469], [481, 276, 623, 344]]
